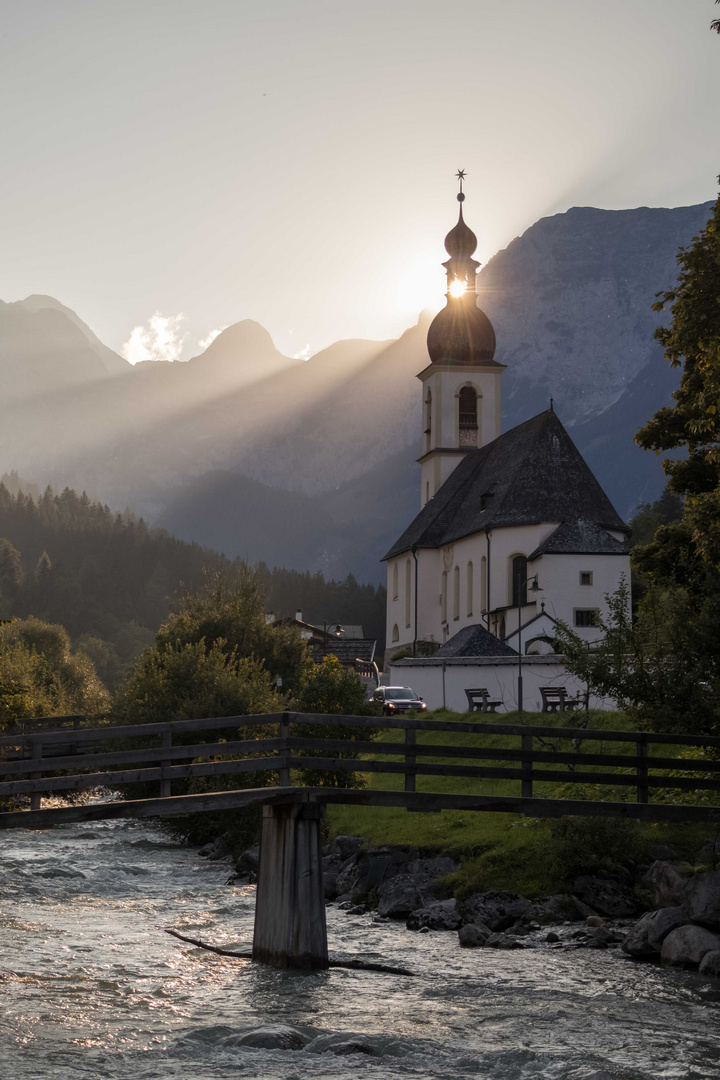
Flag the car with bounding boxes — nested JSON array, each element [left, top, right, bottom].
[[372, 686, 427, 715]]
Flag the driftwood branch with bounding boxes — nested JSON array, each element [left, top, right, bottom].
[[164, 928, 415, 976]]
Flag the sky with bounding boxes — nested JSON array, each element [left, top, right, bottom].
[[1, 0, 718, 362]]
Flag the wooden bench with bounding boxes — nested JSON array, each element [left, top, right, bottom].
[[540, 686, 587, 713], [465, 687, 503, 713]]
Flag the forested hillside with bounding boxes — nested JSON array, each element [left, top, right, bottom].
[[0, 484, 386, 686]]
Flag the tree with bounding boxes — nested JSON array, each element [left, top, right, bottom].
[[554, 578, 720, 735], [636, 193, 720, 568], [0, 617, 109, 731], [154, 566, 310, 693]]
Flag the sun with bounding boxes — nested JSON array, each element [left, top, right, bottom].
[[448, 277, 467, 298], [394, 256, 444, 317]]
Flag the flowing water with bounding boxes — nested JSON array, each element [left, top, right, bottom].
[[1, 817, 719, 1080]]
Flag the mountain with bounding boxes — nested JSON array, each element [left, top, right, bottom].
[[0, 200, 712, 583]]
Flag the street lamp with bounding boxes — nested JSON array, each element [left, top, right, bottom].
[[323, 621, 345, 654], [517, 575, 541, 714]]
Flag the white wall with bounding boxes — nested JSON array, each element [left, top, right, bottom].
[[389, 656, 618, 713], [529, 552, 631, 642]]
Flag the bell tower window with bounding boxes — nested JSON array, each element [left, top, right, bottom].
[[424, 390, 432, 453], [458, 387, 478, 447]]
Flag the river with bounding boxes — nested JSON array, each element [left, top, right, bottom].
[[1, 817, 719, 1080]]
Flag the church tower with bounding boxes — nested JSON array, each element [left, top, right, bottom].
[[417, 174, 505, 507]]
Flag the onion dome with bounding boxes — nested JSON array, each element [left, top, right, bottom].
[[427, 301, 497, 365], [427, 177, 498, 366], [444, 203, 478, 258]]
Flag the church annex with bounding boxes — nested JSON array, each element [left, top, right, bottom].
[[383, 178, 630, 666]]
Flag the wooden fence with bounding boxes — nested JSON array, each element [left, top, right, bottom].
[[1, 711, 719, 815]]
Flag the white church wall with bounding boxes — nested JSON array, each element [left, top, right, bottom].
[[389, 656, 618, 713], [530, 553, 631, 641]]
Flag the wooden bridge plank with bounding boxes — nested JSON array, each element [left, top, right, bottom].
[[2, 785, 720, 830]]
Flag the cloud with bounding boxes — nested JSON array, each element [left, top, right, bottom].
[[122, 313, 188, 364], [198, 327, 226, 350]]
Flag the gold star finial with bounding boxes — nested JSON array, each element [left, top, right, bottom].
[[455, 169, 467, 202]]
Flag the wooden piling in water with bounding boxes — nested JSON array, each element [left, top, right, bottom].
[[252, 800, 328, 970]]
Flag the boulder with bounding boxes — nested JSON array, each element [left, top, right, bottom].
[[376, 874, 434, 918], [486, 932, 523, 949], [699, 950, 720, 978], [234, 845, 259, 874], [622, 912, 659, 958], [530, 894, 587, 924], [661, 924, 720, 967], [198, 835, 231, 860], [406, 899, 461, 931], [225, 1025, 308, 1050], [643, 861, 688, 908], [461, 891, 533, 931], [458, 922, 492, 947], [573, 875, 638, 918], [685, 869, 720, 929], [647, 906, 688, 951], [406, 857, 459, 878], [329, 835, 365, 861]]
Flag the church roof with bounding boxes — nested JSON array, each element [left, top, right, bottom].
[[433, 623, 518, 658], [383, 409, 628, 559], [528, 516, 629, 559]]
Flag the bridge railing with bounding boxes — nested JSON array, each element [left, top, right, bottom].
[[1, 711, 719, 812]]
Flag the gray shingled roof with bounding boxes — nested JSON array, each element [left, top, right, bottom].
[[528, 517, 629, 559], [433, 624, 518, 658], [311, 639, 376, 665], [383, 410, 628, 560]]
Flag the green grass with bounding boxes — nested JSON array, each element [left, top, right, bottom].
[[325, 708, 714, 897]]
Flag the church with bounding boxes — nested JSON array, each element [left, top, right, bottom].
[[383, 179, 631, 678]]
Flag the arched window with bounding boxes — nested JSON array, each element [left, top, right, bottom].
[[511, 554, 528, 607], [458, 386, 478, 447], [467, 561, 473, 617], [392, 623, 399, 643], [424, 389, 432, 452], [405, 559, 412, 628], [480, 555, 487, 613], [392, 563, 398, 601], [453, 565, 460, 620], [441, 571, 448, 622], [425, 480, 430, 505]]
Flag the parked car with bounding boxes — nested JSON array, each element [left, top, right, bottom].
[[372, 686, 427, 715]]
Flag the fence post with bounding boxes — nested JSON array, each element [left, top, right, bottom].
[[521, 733, 533, 799], [160, 731, 172, 798], [637, 734, 648, 804], [279, 713, 291, 787], [30, 737, 43, 810]]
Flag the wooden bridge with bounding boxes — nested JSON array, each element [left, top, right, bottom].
[[1, 711, 719, 969]]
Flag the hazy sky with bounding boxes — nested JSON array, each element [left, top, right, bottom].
[[1, 0, 718, 361]]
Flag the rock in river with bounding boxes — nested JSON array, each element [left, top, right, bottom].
[[224, 1025, 309, 1050], [461, 891, 532, 931], [661, 925, 720, 968], [685, 869, 720, 929], [406, 898, 461, 931]]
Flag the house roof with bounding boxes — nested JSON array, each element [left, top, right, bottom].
[[528, 516, 629, 559], [432, 623, 518, 658], [383, 409, 628, 559], [312, 639, 377, 665]]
